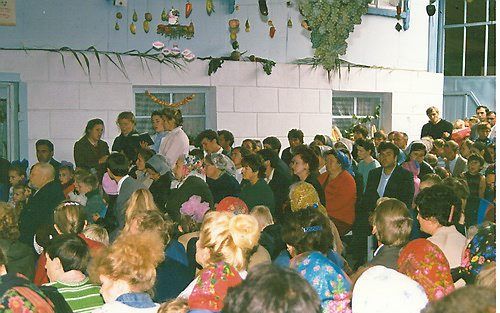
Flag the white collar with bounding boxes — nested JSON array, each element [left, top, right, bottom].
[[117, 175, 129, 193], [265, 168, 275, 183]]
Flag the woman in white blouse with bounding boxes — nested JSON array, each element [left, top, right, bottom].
[[159, 108, 190, 168]]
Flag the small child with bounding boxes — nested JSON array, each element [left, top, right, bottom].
[[58, 161, 75, 199], [250, 205, 284, 260], [475, 122, 492, 145], [78, 173, 107, 223], [11, 183, 28, 217], [82, 224, 109, 246], [8, 164, 26, 204], [250, 205, 274, 231], [368, 198, 413, 270], [68, 168, 91, 205], [462, 154, 486, 199]]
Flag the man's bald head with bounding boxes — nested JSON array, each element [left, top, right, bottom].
[[30, 163, 55, 189]]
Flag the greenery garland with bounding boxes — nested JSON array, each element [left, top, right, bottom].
[[297, 0, 372, 72]]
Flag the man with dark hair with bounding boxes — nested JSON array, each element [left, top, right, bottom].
[[258, 149, 292, 222], [197, 129, 223, 154], [281, 129, 304, 167], [106, 152, 144, 237], [217, 130, 234, 157], [19, 163, 64, 246], [44, 234, 104, 312], [353, 124, 369, 140], [420, 106, 453, 140], [470, 105, 490, 140], [222, 264, 321, 313], [263, 136, 282, 155], [36, 139, 61, 177], [353, 142, 414, 267], [487, 111, 496, 139], [415, 185, 466, 272], [444, 140, 467, 177]]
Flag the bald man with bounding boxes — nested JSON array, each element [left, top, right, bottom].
[[19, 163, 64, 246]]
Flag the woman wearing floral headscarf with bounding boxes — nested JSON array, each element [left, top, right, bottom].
[[283, 206, 352, 313], [318, 149, 357, 236], [397, 238, 455, 301], [164, 155, 214, 222], [204, 153, 241, 204], [454, 222, 495, 284]]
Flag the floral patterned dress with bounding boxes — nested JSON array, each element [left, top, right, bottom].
[[397, 238, 455, 300], [291, 251, 352, 313], [0, 273, 54, 313]]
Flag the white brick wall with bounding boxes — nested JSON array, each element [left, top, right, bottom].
[[0, 51, 443, 164]]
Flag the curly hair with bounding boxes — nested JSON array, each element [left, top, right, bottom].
[[89, 231, 164, 292], [293, 146, 319, 172], [415, 185, 460, 226], [0, 202, 20, 241], [198, 211, 260, 271]]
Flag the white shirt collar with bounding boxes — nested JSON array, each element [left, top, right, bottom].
[[265, 168, 275, 183], [117, 175, 129, 193]]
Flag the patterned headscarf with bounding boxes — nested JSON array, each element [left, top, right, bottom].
[[188, 262, 242, 311], [457, 222, 496, 284], [291, 251, 351, 313], [289, 182, 327, 215], [332, 149, 354, 176], [397, 239, 455, 301], [207, 153, 237, 177], [352, 265, 428, 313], [183, 155, 204, 178], [216, 196, 249, 215]]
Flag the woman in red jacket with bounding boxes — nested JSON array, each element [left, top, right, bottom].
[[317, 149, 356, 236]]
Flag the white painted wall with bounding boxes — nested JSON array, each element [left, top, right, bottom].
[[0, 50, 442, 165]]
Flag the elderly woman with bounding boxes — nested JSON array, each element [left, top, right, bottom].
[[73, 118, 110, 178], [239, 154, 275, 215], [204, 153, 241, 203], [164, 155, 214, 222], [90, 232, 164, 312], [291, 145, 325, 205], [317, 149, 357, 236], [0, 202, 34, 280], [159, 108, 190, 168]]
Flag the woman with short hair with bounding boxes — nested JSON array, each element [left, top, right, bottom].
[[73, 118, 110, 178]]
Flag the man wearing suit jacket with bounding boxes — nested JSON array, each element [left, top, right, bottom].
[[444, 140, 467, 177], [19, 163, 64, 246], [352, 142, 415, 268], [258, 149, 292, 223], [106, 153, 144, 240]]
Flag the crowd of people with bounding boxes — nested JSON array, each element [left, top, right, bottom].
[[0, 104, 496, 313]]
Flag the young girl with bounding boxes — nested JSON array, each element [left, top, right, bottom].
[[178, 212, 260, 309], [111, 111, 139, 163], [462, 154, 486, 199], [151, 110, 166, 153], [8, 163, 26, 204], [58, 161, 75, 199]]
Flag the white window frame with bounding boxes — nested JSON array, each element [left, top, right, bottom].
[[0, 82, 19, 161]]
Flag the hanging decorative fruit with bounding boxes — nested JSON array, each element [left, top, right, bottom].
[[229, 19, 240, 41], [301, 20, 311, 31], [145, 12, 152, 21], [245, 19, 250, 32], [186, 1, 193, 18], [116, 12, 123, 19], [287, 18, 293, 28], [132, 10, 138, 22], [130, 22, 136, 34], [258, 0, 268, 16], [115, 22, 120, 30], [161, 8, 168, 21], [395, 22, 402, 31], [206, 0, 214, 15], [269, 26, 276, 38], [143, 20, 150, 33]]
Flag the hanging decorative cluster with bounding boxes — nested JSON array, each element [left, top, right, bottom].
[[157, 7, 195, 39], [296, 0, 372, 71], [145, 90, 195, 108]]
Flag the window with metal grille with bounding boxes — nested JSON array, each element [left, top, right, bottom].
[[133, 87, 214, 140], [332, 92, 385, 135]]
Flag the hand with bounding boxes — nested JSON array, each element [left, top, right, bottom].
[[139, 140, 149, 149], [92, 213, 100, 222]]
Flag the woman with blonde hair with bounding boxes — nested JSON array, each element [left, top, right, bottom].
[[178, 211, 260, 311], [90, 231, 165, 312], [123, 188, 159, 223]]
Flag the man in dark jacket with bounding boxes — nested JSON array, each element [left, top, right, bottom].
[[19, 163, 64, 246], [281, 129, 304, 168]]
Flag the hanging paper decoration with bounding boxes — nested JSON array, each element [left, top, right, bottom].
[[146, 91, 195, 108], [186, 1, 193, 18], [206, 0, 214, 15]]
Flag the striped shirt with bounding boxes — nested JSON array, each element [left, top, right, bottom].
[[45, 277, 104, 313]]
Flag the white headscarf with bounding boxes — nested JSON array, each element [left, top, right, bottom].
[[352, 266, 428, 313]]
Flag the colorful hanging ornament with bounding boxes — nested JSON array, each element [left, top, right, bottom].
[[245, 19, 250, 32], [145, 12, 153, 21], [287, 18, 293, 28], [132, 10, 138, 22], [161, 8, 168, 21], [143, 20, 150, 33], [229, 19, 240, 41], [269, 26, 276, 38], [206, 0, 214, 15], [168, 8, 180, 25], [115, 22, 120, 30], [186, 0, 193, 18], [130, 22, 137, 34], [146, 91, 195, 108]]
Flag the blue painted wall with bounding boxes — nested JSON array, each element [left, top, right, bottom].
[[0, 0, 315, 62]]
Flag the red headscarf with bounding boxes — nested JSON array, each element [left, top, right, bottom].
[[216, 196, 249, 215], [397, 239, 454, 301]]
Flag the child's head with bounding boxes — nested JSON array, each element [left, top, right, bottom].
[[45, 234, 90, 282], [58, 162, 74, 185], [116, 111, 136, 135], [78, 173, 99, 195], [151, 110, 165, 133], [53, 201, 87, 234], [477, 122, 492, 140], [424, 153, 438, 168], [282, 206, 333, 256], [369, 198, 412, 247], [196, 211, 260, 271], [250, 205, 274, 231], [12, 184, 28, 204], [82, 224, 109, 246], [8, 166, 25, 186], [432, 139, 446, 157], [419, 173, 442, 190], [467, 154, 485, 174], [460, 139, 474, 158], [73, 168, 91, 194]]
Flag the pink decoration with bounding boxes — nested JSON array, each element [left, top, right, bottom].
[[180, 195, 210, 223]]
